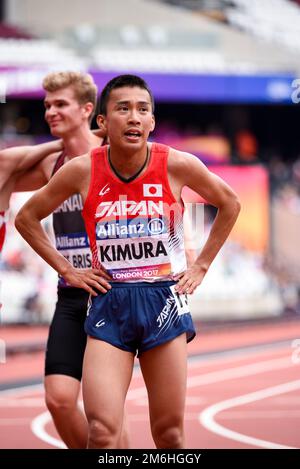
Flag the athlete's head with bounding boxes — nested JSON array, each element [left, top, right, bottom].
[[97, 75, 155, 148], [98, 74, 155, 116], [43, 71, 97, 112], [43, 71, 98, 136]]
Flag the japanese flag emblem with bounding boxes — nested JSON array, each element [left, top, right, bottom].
[[143, 184, 162, 197]]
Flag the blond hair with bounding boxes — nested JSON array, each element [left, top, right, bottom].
[[42, 71, 98, 121]]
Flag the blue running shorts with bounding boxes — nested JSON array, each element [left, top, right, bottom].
[[84, 281, 196, 356]]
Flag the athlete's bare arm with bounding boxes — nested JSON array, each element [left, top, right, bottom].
[[13, 152, 59, 192], [0, 140, 64, 211], [15, 155, 111, 295], [183, 210, 197, 267], [14, 130, 105, 192], [0, 139, 63, 190], [168, 149, 241, 294]]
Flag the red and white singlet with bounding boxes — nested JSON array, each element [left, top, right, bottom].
[[82, 143, 187, 282]]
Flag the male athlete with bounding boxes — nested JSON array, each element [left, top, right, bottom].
[[1, 71, 128, 448], [15, 74, 241, 448]]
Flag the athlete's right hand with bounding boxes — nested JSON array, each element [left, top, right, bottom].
[[63, 267, 112, 296]]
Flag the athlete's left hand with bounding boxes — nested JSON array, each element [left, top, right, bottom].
[[174, 264, 207, 295]]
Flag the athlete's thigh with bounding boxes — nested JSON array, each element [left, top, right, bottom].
[[82, 337, 134, 425], [45, 289, 88, 380], [139, 334, 187, 420]]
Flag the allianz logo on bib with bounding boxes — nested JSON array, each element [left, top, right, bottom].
[[96, 218, 166, 239]]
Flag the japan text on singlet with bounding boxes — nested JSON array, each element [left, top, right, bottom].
[[52, 151, 91, 287], [82, 143, 187, 282]]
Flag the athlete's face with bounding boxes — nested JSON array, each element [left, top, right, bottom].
[[98, 86, 155, 151], [44, 86, 93, 137]]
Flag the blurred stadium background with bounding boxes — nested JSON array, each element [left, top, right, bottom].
[[0, 0, 300, 325]]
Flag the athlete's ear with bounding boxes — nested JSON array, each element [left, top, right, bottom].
[[96, 114, 106, 131], [82, 102, 94, 120], [150, 114, 155, 133]]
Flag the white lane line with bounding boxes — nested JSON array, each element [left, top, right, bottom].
[[218, 410, 300, 419], [31, 353, 297, 448], [199, 379, 300, 449], [31, 412, 66, 449]]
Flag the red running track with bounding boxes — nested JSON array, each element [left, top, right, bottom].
[[0, 319, 300, 448]]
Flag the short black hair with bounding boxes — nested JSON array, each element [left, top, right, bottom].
[[98, 74, 155, 115]]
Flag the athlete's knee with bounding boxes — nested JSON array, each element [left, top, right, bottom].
[[152, 417, 184, 449], [45, 386, 77, 415], [88, 418, 119, 448]]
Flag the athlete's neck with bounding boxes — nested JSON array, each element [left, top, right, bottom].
[[62, 126, 101, 159], [109, 144, 150, 180]]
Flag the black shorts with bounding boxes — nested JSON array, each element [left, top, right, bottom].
[[45, 287, 89, 381]]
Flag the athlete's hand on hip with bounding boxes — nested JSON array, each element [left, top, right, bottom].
[[63, 267, 112, 295], [174, 264, 207, 295]]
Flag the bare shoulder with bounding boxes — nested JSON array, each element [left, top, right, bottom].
[[50, 153, 91, 201], [167, 146, 239, 207], [62, 153, 91, 173], [168, 147, 207, 179], [42, 151, 91, 180], [32, 151, 59, 179], [52, 152, 91, 192], [22, 150, 61, 182]]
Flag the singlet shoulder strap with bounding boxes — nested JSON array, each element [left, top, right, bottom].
[[51, 149, 67, 177], [85, 145, 107, 204], [90, 144, 106, 171], [51, 135, 106, 178], [149, 142, 170, 173], [150, 142, 169, 156]]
